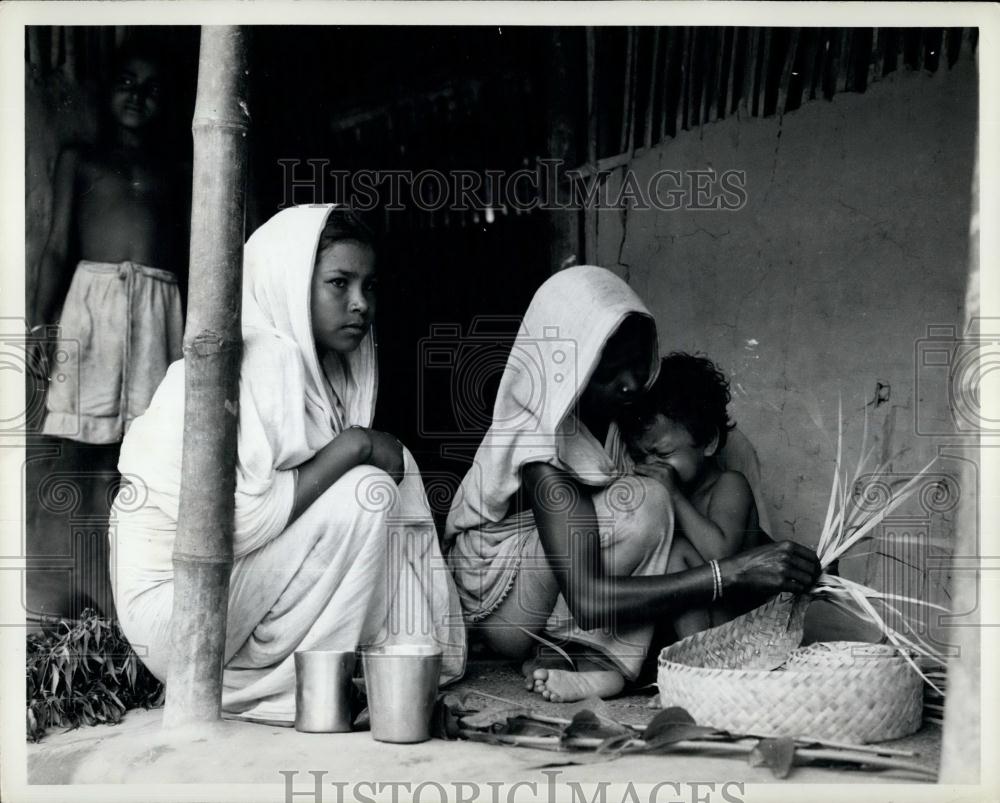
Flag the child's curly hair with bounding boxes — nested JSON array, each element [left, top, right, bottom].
[[622, 352, 736, 450]]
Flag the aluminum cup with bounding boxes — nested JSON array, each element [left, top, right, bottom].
[[361, 645, 442, 743], [294, 649, 356, 733]]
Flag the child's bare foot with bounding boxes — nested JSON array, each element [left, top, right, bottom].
[[529, 666, 625, 703]]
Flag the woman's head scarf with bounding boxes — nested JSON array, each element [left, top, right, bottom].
[[242, 204, 377, 436], [445, 265, 659, 541]]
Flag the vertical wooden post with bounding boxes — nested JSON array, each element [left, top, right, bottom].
[[164, 25, 249, 728], [939, 136, 981, 784]]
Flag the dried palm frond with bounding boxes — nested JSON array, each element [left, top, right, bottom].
[[806, 397, 949, 693]]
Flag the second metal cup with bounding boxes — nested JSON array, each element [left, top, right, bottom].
[[361, 645, 442, 743]]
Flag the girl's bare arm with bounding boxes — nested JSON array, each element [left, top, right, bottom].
[[289, 428, 372, 523], [289, 428, 404, 524]]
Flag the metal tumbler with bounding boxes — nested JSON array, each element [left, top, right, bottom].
[[361, 645, 442, 743], [294, 649, 356, 733]]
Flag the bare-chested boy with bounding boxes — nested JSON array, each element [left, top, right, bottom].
[[27, 43, 190, 619]]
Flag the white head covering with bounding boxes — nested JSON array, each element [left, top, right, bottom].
[[242, 203, 377, 438], [445, 265, 659, 542], [120, 204, 379, 548]]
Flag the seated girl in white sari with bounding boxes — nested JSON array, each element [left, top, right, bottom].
[[111, 205, 466, 724], [445, 266, 818, 703]]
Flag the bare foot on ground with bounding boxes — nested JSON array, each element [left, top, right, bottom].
[[527, 665, 625, 702], [521, 653, 573, 690]]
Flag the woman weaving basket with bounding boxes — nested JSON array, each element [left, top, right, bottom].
[[445, 266, 821, 703]]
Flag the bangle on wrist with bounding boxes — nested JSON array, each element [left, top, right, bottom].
[[709, 559, 723, 602]]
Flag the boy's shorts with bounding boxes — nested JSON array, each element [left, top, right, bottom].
[[42, 260, 183, 444]]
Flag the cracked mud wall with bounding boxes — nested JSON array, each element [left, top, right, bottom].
[[601, 61, 977, 630]]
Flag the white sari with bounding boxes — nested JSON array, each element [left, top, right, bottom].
[[111, 205, 466, 723], [445, 266, 667, 678]]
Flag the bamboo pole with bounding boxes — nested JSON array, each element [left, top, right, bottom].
[[658, 28, 675, 140], [742, 29, 759, 117], [644, 28, 661, 150], [674, 28, 691, 132], [758, 28, 771, 117], [871, 28, 884, 83], [50, 27, 61, 72], [836, 30, 850, 93], [960, 27, 973, 62], [541, 28, 581, 272], [687, 28, 699, 129], [677, 27, 691, 132], [723, 27, 738, 119], [620, 27, 636, 155], [710, 28, 724, 123], [163, 25, 250, 728], [799, 29, 818, 104], [584, 27, 598, 265], [27, 28, 43, 69], [63, 27, 78, 82], [777, 28, 800, 117]]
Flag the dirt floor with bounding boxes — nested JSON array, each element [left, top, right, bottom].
[[25, 657, 942, 791]]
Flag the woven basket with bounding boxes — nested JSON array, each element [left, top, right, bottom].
[[657, 595, 923, 744]]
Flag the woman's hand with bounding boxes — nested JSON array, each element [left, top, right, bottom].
[[362, 429, 405, 485], [719, 540, 821, 596]]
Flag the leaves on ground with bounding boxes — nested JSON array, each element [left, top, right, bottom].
[[562, 710, 631, 741], [749, 737, 797, 779], [26, 610, 164, 742], [501, 715, 565, 738], [460, 707, 530, 730], [641, 706, 723, 751]]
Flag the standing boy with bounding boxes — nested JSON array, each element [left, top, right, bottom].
[[27, 42, 190, 619]]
